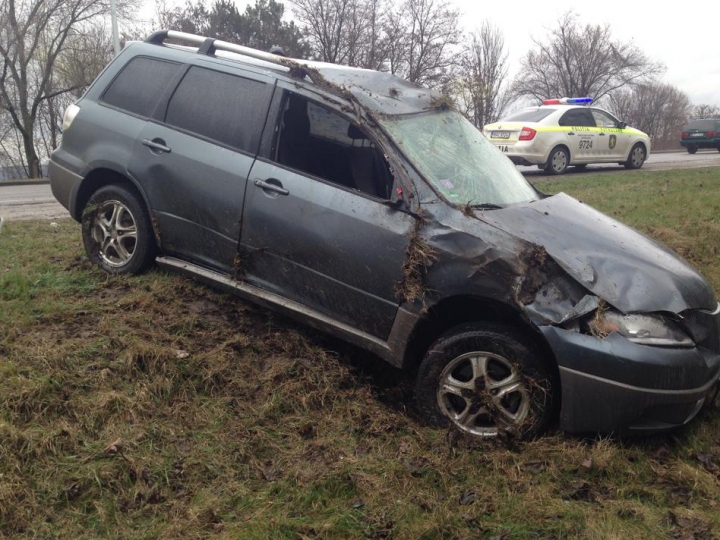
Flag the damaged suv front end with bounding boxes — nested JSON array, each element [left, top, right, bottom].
[[378, 108, 720, 436]]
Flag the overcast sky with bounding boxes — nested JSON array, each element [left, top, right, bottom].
[[139, 0, 720, 107]]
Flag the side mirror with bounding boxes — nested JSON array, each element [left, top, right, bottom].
[[618, 121, 627, 129]]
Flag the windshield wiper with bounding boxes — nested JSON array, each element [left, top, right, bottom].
[[470, 202, 504, 210]]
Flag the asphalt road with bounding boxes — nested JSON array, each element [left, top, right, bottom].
[[2, 149, 720, 221], [0, 183, 68, 221]]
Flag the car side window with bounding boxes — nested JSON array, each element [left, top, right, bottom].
[[165, 66, 271, 154], [591, 109, 620, 128], [559, 109, 595, 128], [274, 93, 394, 199], [101, 57, 181, 117]]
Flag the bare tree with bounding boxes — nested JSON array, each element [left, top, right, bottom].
[[291, 0, 460, 87], [455, 22, 510, 128], [692, 104, 720, 119], [343, 0, 388, 69], [513, 12, 663, 103], [607, 82, 692, 150], [290, 0, 352, 63], [397, 0, 460, 86], [0, 0, 133, 177]]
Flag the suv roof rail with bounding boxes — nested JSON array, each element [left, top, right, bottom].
[[145, 29, 300, 75]]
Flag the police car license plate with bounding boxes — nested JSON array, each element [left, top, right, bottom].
[[491, 131, 511, 139]]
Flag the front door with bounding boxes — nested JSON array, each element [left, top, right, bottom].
[[239, 93, 414, 339], [129, 65, 275, 272], [591, 108, 630, 161]]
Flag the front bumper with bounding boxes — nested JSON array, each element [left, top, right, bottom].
[[541, 327, 720, 435]]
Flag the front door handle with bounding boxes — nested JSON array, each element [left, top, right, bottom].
[[254, 178, 289, 196], [142, 138, 172, 153], [567, 132, 575, 136], [599, 133, 606, 136]]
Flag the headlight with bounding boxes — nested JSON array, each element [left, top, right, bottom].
[[591, 311, 694, 348]]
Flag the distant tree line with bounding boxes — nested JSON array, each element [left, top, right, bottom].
[[0, 1, 715, 177]]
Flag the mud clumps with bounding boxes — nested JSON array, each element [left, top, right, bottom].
[[396, 218, 436, 308], [517, 244, 550, 305]]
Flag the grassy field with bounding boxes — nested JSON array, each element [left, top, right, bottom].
[[2, 168, 720, 539]]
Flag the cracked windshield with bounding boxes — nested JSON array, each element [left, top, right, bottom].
[[382, 109, 538, 206]]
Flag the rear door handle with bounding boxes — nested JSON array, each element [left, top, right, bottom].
[[142, 138, 172, 153], [254, 178, 289, 196]]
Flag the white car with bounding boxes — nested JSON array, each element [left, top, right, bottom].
[[483, 98, 651, 175]]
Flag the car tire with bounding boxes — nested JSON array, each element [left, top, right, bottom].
[[81, 184, 157, 275], [543, 146, 570, 175], [414, 323, 556, 440], [624, 143, 646, 169], [688, 146, 698, 155]]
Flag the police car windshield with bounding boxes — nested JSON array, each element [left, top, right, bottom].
[[500, 108, 556, 123], [381, 109, 539, 207]]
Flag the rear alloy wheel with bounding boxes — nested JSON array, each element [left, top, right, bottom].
[[82, 184, 156, 274], [544, 147, 569, 175], [625, 143, 646, 169], [415, 324, 556, 439], [688, 146, 698, 155]]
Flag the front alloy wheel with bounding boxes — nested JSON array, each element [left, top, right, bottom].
[[437, 351, 531, 437], [415, 324, 556, 439]]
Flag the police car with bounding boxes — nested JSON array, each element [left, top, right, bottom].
[[483, 98, 651, 175]]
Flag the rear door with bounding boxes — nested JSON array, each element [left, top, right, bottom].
[[129, 65, 275, 272], [558, 108, 597, 162], [239, 90, 414, 339]]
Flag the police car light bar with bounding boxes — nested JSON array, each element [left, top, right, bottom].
[[543, 97, 594, 105]]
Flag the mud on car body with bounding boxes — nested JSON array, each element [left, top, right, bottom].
[[50, 30, 720, 439]]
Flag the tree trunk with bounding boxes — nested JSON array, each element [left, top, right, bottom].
[[22, 131, 41, 178]]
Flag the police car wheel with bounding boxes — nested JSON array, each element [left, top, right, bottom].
[[624, 143, 646, 170], [544, 147, 569, 175]]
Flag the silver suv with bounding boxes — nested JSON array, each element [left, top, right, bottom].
[[51, 30, 720, 438]]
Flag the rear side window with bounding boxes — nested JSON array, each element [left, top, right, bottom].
[[165, 67, 271, 153], [102, 57, 180, 117], [559, 108, 595, 127], [501, 108, 556, 123]]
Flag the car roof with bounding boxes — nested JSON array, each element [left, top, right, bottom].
[[140, 30, 441, 117]]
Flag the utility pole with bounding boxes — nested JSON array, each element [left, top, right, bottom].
[[110, 0, 120, 55]]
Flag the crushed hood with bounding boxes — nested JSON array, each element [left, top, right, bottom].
[[481, 193, 716, 314]]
